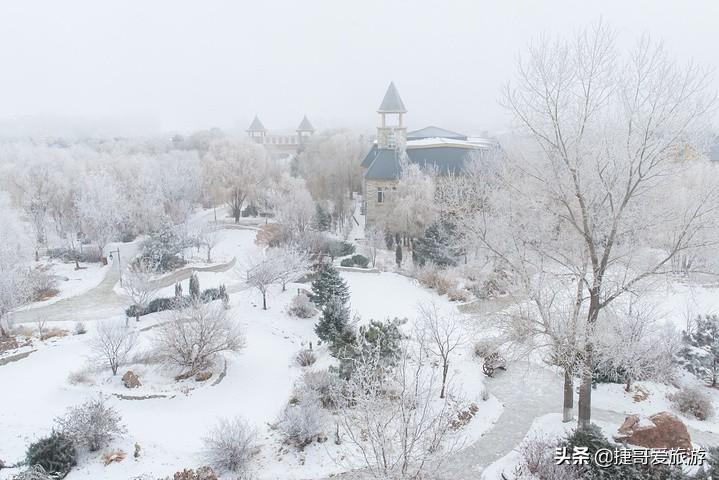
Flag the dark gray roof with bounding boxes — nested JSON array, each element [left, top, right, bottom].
[[247, 115, 266, 132], [363, 146, 477, 180], [364, 149, 403, 179], [407, 126, 467, 141], [378, 82, 407, 113], [297, 115, 314, 132]]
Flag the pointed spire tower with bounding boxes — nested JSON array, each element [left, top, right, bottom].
[[247, 115, 267, 143], [296, 115, 315, 145], [376, 82, 407, 151]]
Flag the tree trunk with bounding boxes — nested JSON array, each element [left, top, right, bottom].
[[440, 362, 449, 399], [262, 292, 267, 310], [136, 314, 140, 323], [578, 342, 593, 430], [563, 368, 574, 422]]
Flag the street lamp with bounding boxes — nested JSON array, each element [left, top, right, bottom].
[[108, 248, 122, 286]]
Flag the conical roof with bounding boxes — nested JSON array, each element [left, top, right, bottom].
[[377, 82, 407, 113], [297, 115, 314, 132], [247, 115, 266, 132]]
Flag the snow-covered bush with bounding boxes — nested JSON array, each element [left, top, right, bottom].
[[154, 301, 244, 373], [288, 294, 317, 318], [473, 337, 500, 359], [12, 466, 52, 480], [202, 417, 257, 475], [519, 435, 578, 480], [668, 386, 715, 420], [90, 320, 136, 375], [279, 390, 327, 449], [295, 349, 317, 367], [415, 265, 456, 295], [446, 286, 470, 302], [339, 254, 370, 268], [299, 369, 338, 409], [29, 270, 58, 301], [24, 431, 77, 478], [55, 396, 126, 451], [167, 466, 218, 480], [679, 314, 719, 386], [138, 222, 186, 272], [73, 322, 87, 335], [412, 220, 461, 268]]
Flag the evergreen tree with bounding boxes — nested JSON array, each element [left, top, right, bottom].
[[395, 244, 402, 267], [315, 294, 351, 345], [189, 273, 200, 300], [412, 220, 460, 267], [174, 282, 182, 298], [679, 314, 719, 386], [310, 262, 349, 309], [25, 431, 77, 478], [313, 204, 332, 231], [337, 318, 403, 380]]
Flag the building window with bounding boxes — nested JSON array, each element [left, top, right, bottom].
[[387, 132, 396, 149], [377, 187, 384, 204]]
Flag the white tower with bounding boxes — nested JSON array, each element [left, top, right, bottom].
[[376, 82, 407, 151]]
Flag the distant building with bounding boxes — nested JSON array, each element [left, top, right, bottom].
[[246, 115, 315, 156], [360, 82, 496, 225]]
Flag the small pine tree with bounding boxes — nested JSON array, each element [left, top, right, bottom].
[[189, 273, 200, 300], [313, 204, 332, 231], [395, 244, 402, 268], [412, 220, 460, 268], [679, 314, 719, 386], [174, 282, 182, 298], [310, 263, 349, 309], [25, 431, 77, 477], [337, 319, 403, 380], [315, 295, 351, 345], [219, 284, 228, 306]]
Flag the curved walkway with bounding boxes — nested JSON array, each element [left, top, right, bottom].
[[13, 243, 238, 324]]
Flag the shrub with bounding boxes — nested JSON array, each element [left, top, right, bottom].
[[278, 391, 327, 449], [126, 287, 228, 318], [200, 285, 229, 304], [11, 465, 52, 480], [30, 271, 58, 301], [74, 322, 87, 335], [288, 294, 318, 318], [25, 431, 77, 478], [668, 386, 715, 420], [446, 286, 470, 302], [170, 466, 218, 480], [473, 338, 499, 359], [520, 436, 579, 480], [47, 247, 101, 263], [295, 349, 317, 367], [55, 396, 126, 451], [340, 258, 353, 267], [202, 417, 257, 474], [299, 369, 337, 409], [138, 223, 186, 272], [340, 254, 370, 268], [415, 266, 456, 295], [320, 240, 355, 259]]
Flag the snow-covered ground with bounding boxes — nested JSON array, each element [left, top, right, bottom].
[[0, 228, 501, 480], [20, 260, 109, 310]]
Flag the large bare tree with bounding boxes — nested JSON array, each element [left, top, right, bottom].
[[486, 22, 718, 429]]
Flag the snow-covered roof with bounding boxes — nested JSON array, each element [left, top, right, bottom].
[[377, 82, 407, 114], [407, 126, 467, 141], [407, 136, 496, 149], [297, 115, 314, 132], [247, 115, 266, 132]]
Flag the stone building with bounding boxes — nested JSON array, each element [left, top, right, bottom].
[[360, 82, 496, 225], [247, 114, 315, 157]]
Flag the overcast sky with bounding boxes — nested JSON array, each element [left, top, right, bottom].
[[0, 0, 717, 137]]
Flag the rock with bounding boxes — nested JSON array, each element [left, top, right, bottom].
[[0, 458, 5, 469], [195, 371, 213, 382], [122, 370, 141, 389], [614, 412, 692, 450]]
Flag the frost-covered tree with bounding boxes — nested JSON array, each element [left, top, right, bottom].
[[379, 162, 436, 242], [55, 396, 126, 452], [77, 172, 126, 255], [154, 301, 244, 374], [0, 194, 35, 337], [267, 245, 311, 292], [198, 224, 223, 263], [486, 22, 718, 428], [123, 258, 160, 322], [244, 255, 284, 310], [417, 304, 463, 399], [268, 175, 315, 241], [364, 224, 384, 269], [310, 262, 350, 309], [412, 220, 461, 268], [90, 320, 137, 375], [679, 314, 719, 387], [203, 138, 268, 223]]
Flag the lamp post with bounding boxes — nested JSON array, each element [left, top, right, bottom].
[[108, 248, 122, 286]]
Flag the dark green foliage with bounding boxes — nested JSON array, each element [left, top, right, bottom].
[[313, 204, 332, 231], [174, 282, 183, 297], [138, 222, 186, 272], [25, 431, 77, 478], [322, 240, 355, 260], [315, 295, 351, 345], [336, 318, 403, 380], [189, 273, 200, 300], [384, 230, 395, 249], [563, 424, 685, 479], [412, 221, 460, 268], [395, 244, 402, 267], [310, 263, 349, 309], [125, 286, 228, 318], [47, 247, 101, 264], [340, 254, 370, 268], [242, 204, 259, 217], [679, 315, 719, 386]]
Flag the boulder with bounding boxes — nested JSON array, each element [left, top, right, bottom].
[[614, 412, 692, 450], [195, 371, 213, 382], [122, 370, 141, 389]]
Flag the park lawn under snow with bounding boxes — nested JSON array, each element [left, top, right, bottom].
[[20, 259, 109, 310], [0, 252, 500, 479]]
